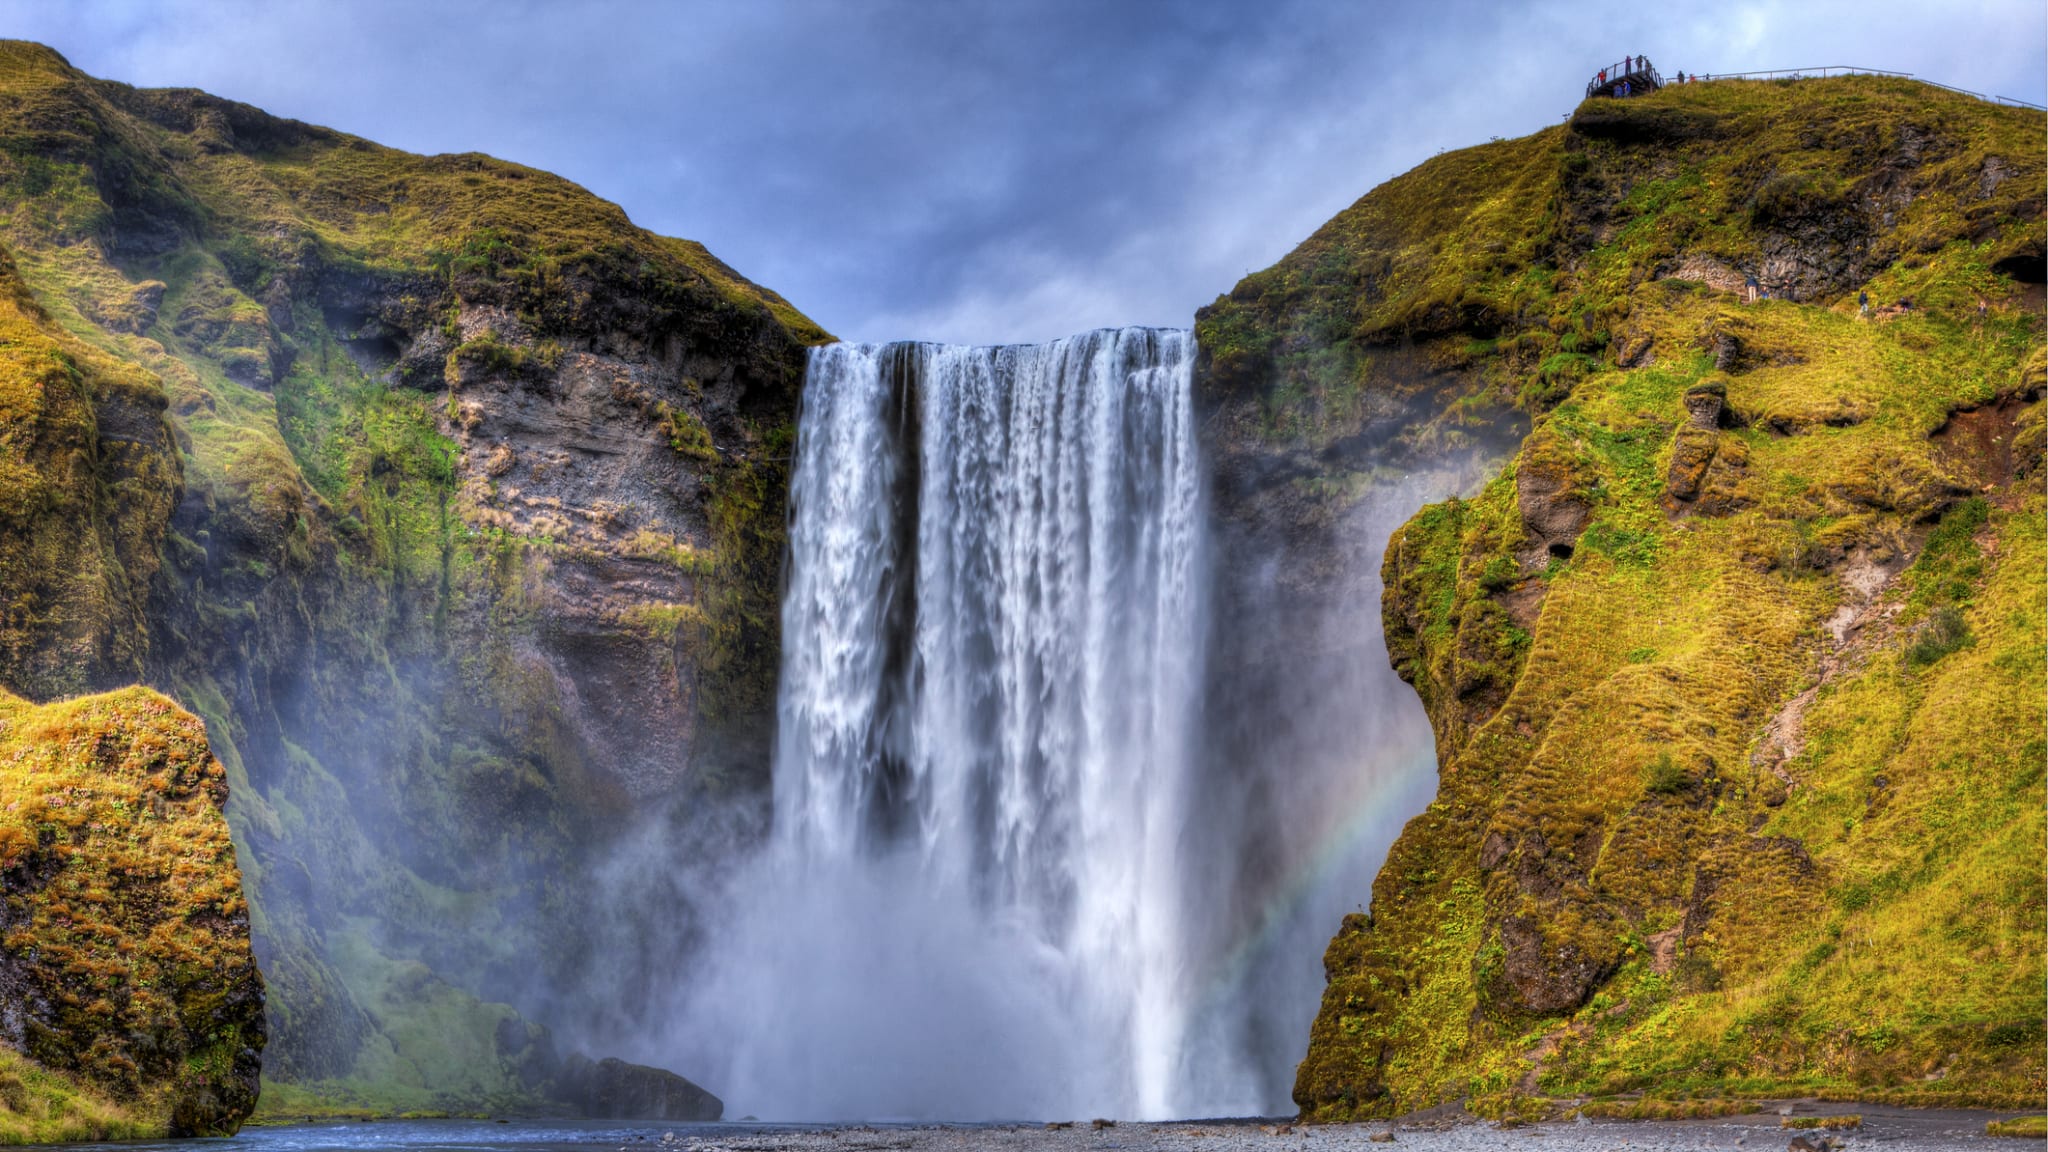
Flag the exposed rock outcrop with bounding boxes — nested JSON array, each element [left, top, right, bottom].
[[0, 39, 822, 1110], [555, 1055, 722, 1122]]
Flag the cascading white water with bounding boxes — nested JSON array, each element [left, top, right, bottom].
[[689, 328, 1231, 1121]]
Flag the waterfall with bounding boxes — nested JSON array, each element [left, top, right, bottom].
[[693, 328, 1234, 1121]]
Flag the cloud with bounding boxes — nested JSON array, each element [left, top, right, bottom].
[[3, 0, 2041, 344]]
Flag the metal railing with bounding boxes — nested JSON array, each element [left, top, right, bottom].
[[1690, 65, 1906, 81], [1585, 57, 1664, 99], [1680, 65, 2045, 111], [1917, 78, 2047, 111]]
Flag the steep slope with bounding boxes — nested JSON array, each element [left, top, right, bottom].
[[0, 40, 824, 1110], [1202, 75, 2045, 1119], [0, 686, 263, 1138]]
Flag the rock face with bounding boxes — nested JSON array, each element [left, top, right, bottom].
[[1208, 76, 2046, 1120], [0, 39, 823, 1109], [555, 1055, 722, 1121], [0, 687, 264, 1135]]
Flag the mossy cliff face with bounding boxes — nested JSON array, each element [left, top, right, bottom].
[[0, 245, 175, 699], [1231, 76, 2046, 1119], [0, 686, 262, 1137], [0, 40, 825, 1109]]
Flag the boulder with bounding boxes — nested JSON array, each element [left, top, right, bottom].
[[0, 688, 265, 1135], [1514, 432, 1593, 568], [1682, 378, 1728, 428], [555, 1055, 723, 1122]]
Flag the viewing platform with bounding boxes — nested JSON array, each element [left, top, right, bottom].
[[1586, 56, 1663, 99]]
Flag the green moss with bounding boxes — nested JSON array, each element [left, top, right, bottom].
[[0, 687, 263, 1134], [1639, 753, 1686, 794], [657, 401, 719, 463], [0, 39, 832, 1114], [1783, 1114, 1861, 1130], [0, 247, 173, 697], [0, 1046, 152, 1145], [1290, 74, 2045, 1121]]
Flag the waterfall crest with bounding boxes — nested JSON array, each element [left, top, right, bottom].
[[697, 328, 1233, 1120]]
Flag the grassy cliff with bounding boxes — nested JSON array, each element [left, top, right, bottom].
[[1197, 75, 2046, 1120], [0, 40, 826, 1112]]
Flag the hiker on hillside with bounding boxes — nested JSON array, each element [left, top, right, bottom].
[[1859, 289, 1869, 316]]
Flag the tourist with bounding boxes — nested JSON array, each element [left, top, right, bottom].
[[1859, 289, 1869, 316]]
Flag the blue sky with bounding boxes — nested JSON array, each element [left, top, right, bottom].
[[5, 0, 2043, 344]]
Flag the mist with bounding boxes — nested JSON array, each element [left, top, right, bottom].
[[544, 330, 1519, 1121]]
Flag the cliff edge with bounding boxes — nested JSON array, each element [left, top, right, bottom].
[[0, 39, 824, 1111], [1215, 74, 2046, 1119]]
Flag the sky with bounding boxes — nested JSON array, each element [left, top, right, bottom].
[[4, 0, 2043, 345]]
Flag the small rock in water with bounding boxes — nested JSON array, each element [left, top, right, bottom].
[[1045, 1121, 1073, 1130], [1369, 1131, 1396, 1143], [1092, 1118, 1116, 1129]]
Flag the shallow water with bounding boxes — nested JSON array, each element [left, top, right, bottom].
[[57, 1109, 2021, 1152], [89, 1120, 743, 1152]]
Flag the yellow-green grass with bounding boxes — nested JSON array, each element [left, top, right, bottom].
[[0, 36, 840, 1112], [1988, 1115, 2047, 1138], [1200, 73, 2041, 442], [0, 246, 174, 698], [1289, 74, 2043, 1120], [1784, 1115, 1862, 1130], [0, 1046, 151, 1145], [0, 686, 262, 1133]]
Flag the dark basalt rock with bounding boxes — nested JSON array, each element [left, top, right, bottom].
[[1665, 426, 1720, 505], [1683, 379, 1728, 428], [555, 1055, 723, 1122], [1515, 439, 1592, 570], [1497, 915, 1618, 1016]]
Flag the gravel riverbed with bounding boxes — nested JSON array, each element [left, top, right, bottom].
[[636, 1107, 2023, 1152]]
